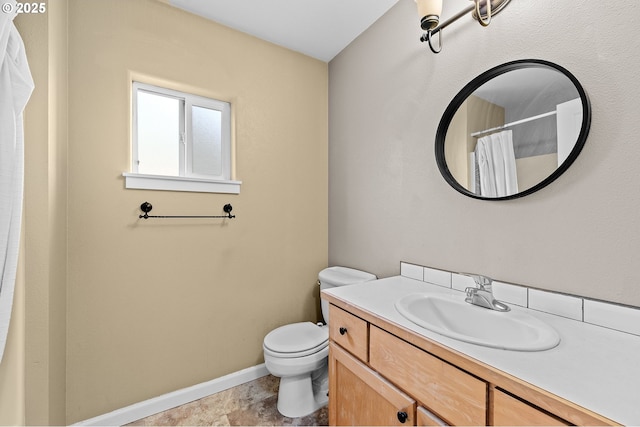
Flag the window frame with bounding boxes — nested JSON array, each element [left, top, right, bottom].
[[124, 82, 240, 194]]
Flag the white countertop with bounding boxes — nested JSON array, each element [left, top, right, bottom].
[[322, 276, 640, 425]]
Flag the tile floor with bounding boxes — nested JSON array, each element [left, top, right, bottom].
[[127, 375, 328, 426]]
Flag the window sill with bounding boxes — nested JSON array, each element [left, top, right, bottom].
[[123, 173, 241, 194]]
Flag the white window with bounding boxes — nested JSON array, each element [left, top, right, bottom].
[[123, 82, 241, 194]]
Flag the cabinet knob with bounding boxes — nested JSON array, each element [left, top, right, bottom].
[[397, 411, 408, 423], [339, 327, 347, 335]]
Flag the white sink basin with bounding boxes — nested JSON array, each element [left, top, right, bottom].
[[395, 293, 560, 351]]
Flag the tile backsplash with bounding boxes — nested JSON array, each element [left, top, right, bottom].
[[528, 289, 583, 321], [583, 299, 640, 336], [400, 262, 640, 338], [423, 267, 451, 288]]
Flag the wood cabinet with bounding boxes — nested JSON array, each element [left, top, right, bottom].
[[329, 342, 415, 426], [326, 302, 617, 426], [491, 388, 570, 426], [417, 407, 447, 427], [370, 326, 486, 426], [329, 305, 369, 362]]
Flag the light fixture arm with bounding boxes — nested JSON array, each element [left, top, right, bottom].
[[419, 0, 510, 53], [426, 28, 442, 54], [476, 0, 492, 26], [420, 3, 474, 42]]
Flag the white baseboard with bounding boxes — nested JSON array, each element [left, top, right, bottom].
[[73, 363, 269, 426]]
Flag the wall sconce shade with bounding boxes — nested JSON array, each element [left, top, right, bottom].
[[416, 0, 443, 31]]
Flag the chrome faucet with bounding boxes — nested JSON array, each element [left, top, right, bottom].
[[462, 274, 510, 312]]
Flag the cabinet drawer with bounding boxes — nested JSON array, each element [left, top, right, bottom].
[[491, 388, 570, 426], [329, 305, 368, 362], [370, 326, 487, 426]]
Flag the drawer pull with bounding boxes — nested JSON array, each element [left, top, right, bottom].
[[339, 327, 348, 335], [397, 411, 408, 423]]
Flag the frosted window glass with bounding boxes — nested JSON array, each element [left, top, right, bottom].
[[191, 106, 222, 176], [136, 91, 180, 176]]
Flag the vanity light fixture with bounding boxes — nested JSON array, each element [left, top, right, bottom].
[[416, 0, 512, 53]]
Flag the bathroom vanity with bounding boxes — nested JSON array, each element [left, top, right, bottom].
[[321, 275, 639, 426]]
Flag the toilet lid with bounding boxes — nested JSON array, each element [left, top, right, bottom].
[[263, 322, 328, 355]]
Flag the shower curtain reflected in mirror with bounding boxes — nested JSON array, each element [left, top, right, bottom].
[[473, 130, 518, 198], [0, 4, 34, 364]]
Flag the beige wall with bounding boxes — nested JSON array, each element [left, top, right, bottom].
[[446, 96, 505, 190], [64, 0, 327, 422], [0, 238, 25, 425], [5, 2, 69, 425], [329, 0, 640, 306], [516, 153, 558, 193], [5, 0, 328, 424]]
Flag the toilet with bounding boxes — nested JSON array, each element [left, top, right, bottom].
[[263, 266, 376, 418]]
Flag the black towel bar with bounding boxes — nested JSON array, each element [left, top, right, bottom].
[[138, 202, 235, 219]]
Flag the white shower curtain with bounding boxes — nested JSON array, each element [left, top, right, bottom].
[[0, 2, 34, 364], [475, 130, 518, 198]]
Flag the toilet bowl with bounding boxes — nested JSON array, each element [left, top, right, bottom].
[[263, 322, 329, 418], [263, 266, 376, 418]]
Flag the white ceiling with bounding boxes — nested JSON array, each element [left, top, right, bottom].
[[169, 0, 399, 62], [474, 68, 578, 110]]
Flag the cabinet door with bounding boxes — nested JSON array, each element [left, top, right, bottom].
[[329, 342, 416, 426], [491, 388, 570, 426], [369, 326, 487, 426], [417, 407, 447, 426]]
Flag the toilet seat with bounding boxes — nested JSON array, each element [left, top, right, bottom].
[[263, 322, 328, 358]]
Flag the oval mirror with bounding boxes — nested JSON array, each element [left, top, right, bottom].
[[435, 59, 591, 200]]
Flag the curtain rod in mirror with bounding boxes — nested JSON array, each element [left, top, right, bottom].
[[470, 111, 557, 138]]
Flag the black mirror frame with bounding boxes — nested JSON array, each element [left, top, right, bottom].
[[435, 59, 591, 201]]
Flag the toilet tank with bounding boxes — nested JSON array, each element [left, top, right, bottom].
[[319, 266, 376, 324]]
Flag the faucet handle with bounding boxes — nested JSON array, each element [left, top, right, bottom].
[[460, 273, 493, 291]]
